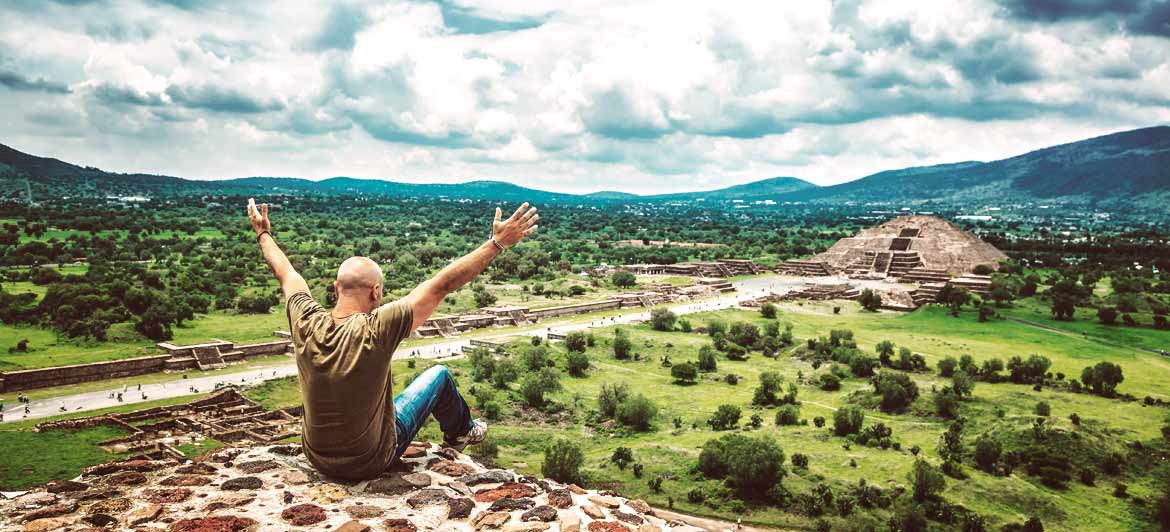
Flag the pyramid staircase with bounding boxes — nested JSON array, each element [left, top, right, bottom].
[[192, 346, 227, 370], [900, 267, 951, 284], [777, 260, 833, 276], [886, 251, 924, 277], [506, 309, 531, 326], [846, 251, 878, 277], [872, 251, 892, 275], [431, 318, 459, 338], [638, 295, 656, 308]]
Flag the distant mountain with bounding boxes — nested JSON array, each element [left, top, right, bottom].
[[2, 125, 1168, 210], [786, 126, 1170, 207]]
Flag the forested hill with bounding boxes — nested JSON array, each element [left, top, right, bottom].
[[2, 125, 1169, 208]]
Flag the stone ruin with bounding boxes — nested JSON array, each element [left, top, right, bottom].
[[602, 259, 761, 278], [33, 389, 300, 461], [779, 215, 1005, 279], [4, 437, 709, 532]]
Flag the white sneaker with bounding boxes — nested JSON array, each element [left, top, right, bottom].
[[444, 418, 488, 451]]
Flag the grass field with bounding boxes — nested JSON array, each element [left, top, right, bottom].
[[0, 425, 131, 490]]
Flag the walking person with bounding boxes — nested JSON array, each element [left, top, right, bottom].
[[248, 198, 538, 480]]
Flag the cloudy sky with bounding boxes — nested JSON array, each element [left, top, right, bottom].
[[1, 0, 1168, 194]]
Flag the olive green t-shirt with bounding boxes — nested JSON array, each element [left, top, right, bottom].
[[286, 291, 413, 480]]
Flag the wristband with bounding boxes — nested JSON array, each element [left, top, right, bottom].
[[489, 237, 505, 251], [257, 231, 271, 242]]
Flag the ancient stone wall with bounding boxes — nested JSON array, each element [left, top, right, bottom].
[[0, 355, 172, 393], [527, 300, 622, 319]]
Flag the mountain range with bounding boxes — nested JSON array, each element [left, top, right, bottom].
[[1, 126, 1168, 209]]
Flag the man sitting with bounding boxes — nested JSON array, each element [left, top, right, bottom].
[[247, 198, 538, 480]]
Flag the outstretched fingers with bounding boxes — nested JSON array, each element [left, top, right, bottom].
[[509, 202, 529, 221], [523, 225, 539, 235], [261, 203, 268, 219], [494, 207, 502, 224], [523, 213, 540, 228], [519, 206, 538, 223]]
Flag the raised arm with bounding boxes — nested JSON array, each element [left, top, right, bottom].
[[404, 202, 539, 330], [248, 198, 310, 299]]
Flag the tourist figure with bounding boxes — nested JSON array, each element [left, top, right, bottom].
[[247, 198, 537, 480], [116, 393, 123, 402]]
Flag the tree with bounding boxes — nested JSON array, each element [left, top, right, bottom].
[[611, 447, 635, 470], [520, 367, 562, 407], [876, 340, 896, 366], [753, 371, 785, 406], [872, 372, 919, 412], [934, 390, 961, 418], [598, 382, 630, 418], [858, 288, 882, 311], [728, 322, 761, 349], [236, 292, 277, 314], [523, 345, 550, 371], [697, 434, 785, 499], [616, 394, 658, 431], [974, 436, 1002, 473], [613, 328, 632, 359], [1051, 293, 1076, 321], [938, 356, 958, 377], [565, 350, 590, 377], [833, 406, 865, 436], [611, 270, 636, 288], [818, 372, 841, 391], [760, 302, 777, 318], [775, 405, 801, 426], [696, 346, 717, 372], [565, 331, 588, 352], [1034, 401, 1051, 416], [671, 362, 698, 384], [473, 285, 498, 308], [542, 439, 584, 484], [1097, 306, 1119, 325], [650, 308, 677, 331], [952, 372, 976, 398], [978, 303, 995, 322], [907, 459, 946, 502], [708, 404, 741, 430], [491, 358, 519, 389], [1081, 361, 1124, 396]]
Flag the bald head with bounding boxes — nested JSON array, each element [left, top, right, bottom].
[[336, 256, 383, 292]]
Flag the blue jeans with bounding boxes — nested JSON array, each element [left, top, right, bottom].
[[392, 365, 473, 461]]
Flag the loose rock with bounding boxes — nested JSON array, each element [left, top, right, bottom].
[[488, 497, 536, 512], [103, 471, 147, 486], [457, 470, 514, 486], [335, 521, 371, 532], [471, 511, 510, 529], [406, 489, 450, 508], [587, 522, 631, 532], [520, 505, 557, 522], [448, 497, 475, 519], [281, 503, 327, 526], [547, 489, 573, 509], [159, 475, 212, 487], [344, 504, 385, 519], [42, 480, 89, 494], [384, 518, 418, 532], [169, 515, 257, 532], [612, 511, 644, 526], [220, 476, 262, 490], [559, 514, 581, 532], [235, 459, 278, 474], [142, 488, 194, 504], [126, 503, 162, 526], [473, 483, 538, 503], [366, 472, 431, 495]]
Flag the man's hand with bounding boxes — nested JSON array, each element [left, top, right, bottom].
[[493, 202, 538, 248], [247, 198, 271, 235]]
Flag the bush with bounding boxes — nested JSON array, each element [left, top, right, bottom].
[[616, 394, 658, 431], [1098, 306, 1119, 325], [708, 404, 742, 430], [707, 320, 727, 337], [934, 390, 961, 419], [907, 458, 946, 502], [697, 346, 718, 372], [597, 382, 629, 418], [611, 447, 634, 470], [565, 331, 588, 353], [520, 368, 562, 407], [858, 288, 882, 311], [937, 356, 957, 377], [613, 329, 632, 359], [776, 405, 801, 426], [833, 406, 865, 436], [671, 362, 698, 384], [491, 359, 519, 389], [760, 303, 777, 318], [818, 372, 841, 391], [650, 308, 677, 331], [697, 433, 786, 499], [565, 350, 590, 377], [724, 373, 739, 385], [973, 436, 1002, 472], [791, 453, 809, 468], [725, 342, 748, 361], [1081, 361, 1124, 396], [813, 416, 825, 428], [678, 319, 692, 332], [752, 371, 786, 406], [872, 371, 919, 412], [542, 439, 585, 484], [523, 345, 550, 371], [728, 322, 761, 349], [1034, 401, 1050, 417]]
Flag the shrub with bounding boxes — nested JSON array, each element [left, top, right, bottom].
[[858, 289, 882, 311], [542, 439, 584, 484], [1035, 401, 1051, 417], [724, 373, 739, 385], [707, 320, 727, 337], [760, 303, 777, 318], [679, 319, 692, 332], [1098, 306, 1119, 325], [749, 413, 763, 428], [616, 394, 658, 431], [752, 371, 787, 406], [697, 346, 718, 371], [973, 436, 1002, 472], [523, 345, 550, 371], [833, 406, 865, 436], [725, 342, 748, 361], [611, 447, 634, 470], [1081, 361, 1124, 396], [776, 405, 801, 426], [491, 359, 519, 389], [565, 331, 588, 353], [598, 382, 630, 418], [872, 371, 919, 412], [671, 362, 698, 384], [520, 368, 562, 407], [728, 322, 761, 349], [613, 329, 632, 359], [908, 458, 946, 502], [813, 416, 825, 428], [708, 404, 742, 430], [937, 356, 957, 377], [468, 347, 496, 382], [934, 390, 961, 418], [650, 308, 677, 331], [818, 372, 841, 391], [791, 453, 809, 468], [565, 350, 590, 377], [697, 433, 786, 499]]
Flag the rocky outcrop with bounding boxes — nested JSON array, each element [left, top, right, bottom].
[[1, 443, 692, 532]]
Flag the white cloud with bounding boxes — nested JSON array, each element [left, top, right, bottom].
[[0, 0, 1167, 194]]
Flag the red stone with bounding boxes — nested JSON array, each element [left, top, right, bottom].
[[473, 482, 538, 503], [103, 471, 147, 485], [168, 516, 257, 532], [383, 518, 417, 532], [281, 503, 326, 526], [159, 475, 212, 486], [85, 460, 167, 476], [587, 522, 631, 532], [142, 488, 194, 504]]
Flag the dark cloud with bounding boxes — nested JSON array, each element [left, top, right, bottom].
[[999, 0, 1170, 37], [92, 83, 165, 106], [952, 36, 1043, 85], [26, 107, 82, 128], [580, 87, 671, 140], [195, 35, 258, 60], [85, 20, 155, 41], [0, 70, 70, 93], [164, 84, 284, 113], [437, 1, 544, 34], [308, 4, 370, 51]]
